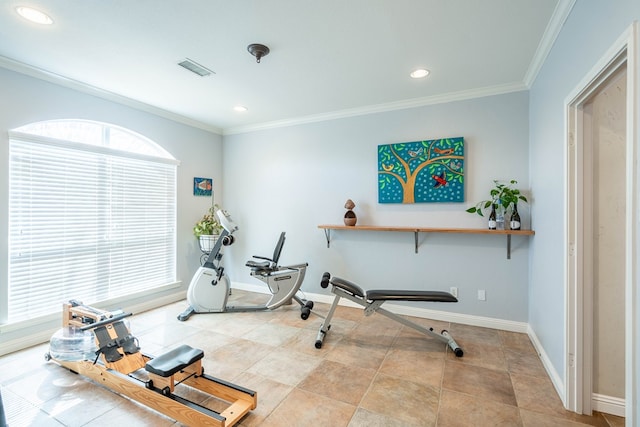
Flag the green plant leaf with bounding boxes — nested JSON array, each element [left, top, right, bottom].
[[465, 179, 528, 217]]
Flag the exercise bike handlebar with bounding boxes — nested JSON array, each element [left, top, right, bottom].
[[216, 209, 238, 234], [201, 209, 239, 269]]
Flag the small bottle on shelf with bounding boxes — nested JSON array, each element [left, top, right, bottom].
[[488, 203, 497, 230], [496, 199, 505, 230], [510, 202, 521, 230]]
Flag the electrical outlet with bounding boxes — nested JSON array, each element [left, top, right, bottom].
[[449, 287, 458, 298], [478, 289, 486, 301]]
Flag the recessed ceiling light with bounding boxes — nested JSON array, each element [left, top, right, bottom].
[[410, 68, 430, 79], [233, 106, 248, 112], [16, 6, 53, 25]]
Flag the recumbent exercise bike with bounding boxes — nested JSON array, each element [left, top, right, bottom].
[[178, 209, 314, 321]]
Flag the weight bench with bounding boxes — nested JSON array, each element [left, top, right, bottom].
[[315, 273, 463, 357]]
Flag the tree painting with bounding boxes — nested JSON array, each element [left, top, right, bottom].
[[378, 137, 464, 203]]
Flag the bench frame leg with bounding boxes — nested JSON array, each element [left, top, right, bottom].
[[315, 289, 342, 348]]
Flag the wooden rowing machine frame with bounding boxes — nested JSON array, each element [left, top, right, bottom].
[[47, 302, 257, 427]]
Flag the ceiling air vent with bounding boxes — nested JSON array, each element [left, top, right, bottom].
[[178, 58, 215, 77]]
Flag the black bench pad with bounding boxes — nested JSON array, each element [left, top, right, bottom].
[[330, 277, 365, 298], [330, 277, 457, 302], [145, 344, 204, 377], [367, 290, 458, 302]]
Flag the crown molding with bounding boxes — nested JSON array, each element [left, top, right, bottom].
[[0, 55, 223, 135], [223, 82, 528, 135], [523, 0, 577, 87]]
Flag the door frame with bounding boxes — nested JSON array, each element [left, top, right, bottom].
[[564, 23, 637, 420]]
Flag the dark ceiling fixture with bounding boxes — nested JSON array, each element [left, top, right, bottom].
[[247, 43, 270, 63]]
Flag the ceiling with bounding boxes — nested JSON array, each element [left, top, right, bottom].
[[0, 1, 570, 134]]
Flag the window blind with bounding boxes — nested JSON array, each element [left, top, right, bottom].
[[8, 136, 177, 323]]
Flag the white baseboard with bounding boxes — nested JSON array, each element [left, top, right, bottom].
[[232, 283, 627, 419], [592, 393, 626, 417], [526, 327, 627, 418], [125, 290, 187, 314], [0, 291, 186, 357], [231, 281, 529, 333], [0, 328, 60, 357], [527, 325, 565, 403]]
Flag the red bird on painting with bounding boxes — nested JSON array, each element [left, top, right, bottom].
[[432, 171, 447, 188]]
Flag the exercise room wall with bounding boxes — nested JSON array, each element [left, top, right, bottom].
[[0, 67, 223, 352], [528, 0, 640, 413], [222, 90, 531, 323]]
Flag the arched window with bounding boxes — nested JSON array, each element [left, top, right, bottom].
[[7, 120, 178, 323]]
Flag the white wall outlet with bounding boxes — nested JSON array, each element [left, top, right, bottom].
[[478, 289, 486, 301], [450, 287, 458, 298]]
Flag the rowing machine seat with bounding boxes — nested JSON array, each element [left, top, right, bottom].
[[145, 345, 204, 377]]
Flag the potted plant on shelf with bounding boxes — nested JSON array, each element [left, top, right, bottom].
[[193, 204, 223, 253], [466, 180, 528, 229]]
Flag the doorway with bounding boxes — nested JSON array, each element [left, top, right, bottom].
[[565, 26, 636, 421], [586, 67, 627, 415]]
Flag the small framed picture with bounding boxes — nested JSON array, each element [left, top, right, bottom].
[[193, 177, 213, 196]]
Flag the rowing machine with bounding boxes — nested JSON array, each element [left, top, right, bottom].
[[46, 301, 257, 427]]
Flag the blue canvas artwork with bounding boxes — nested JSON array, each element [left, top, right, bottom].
[[378, 137, 464, 203], [193, 177, 213, 196]]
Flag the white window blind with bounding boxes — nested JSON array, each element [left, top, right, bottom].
[[8, 125, 177, 323]]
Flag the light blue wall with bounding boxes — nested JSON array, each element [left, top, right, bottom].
[[528, 0, 640, 413], [222, 91, 531, 322], [0, 67, 223, 350]]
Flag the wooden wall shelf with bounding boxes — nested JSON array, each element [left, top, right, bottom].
[[317, 225, 535, 259]]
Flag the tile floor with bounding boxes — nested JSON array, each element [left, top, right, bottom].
[[0, 290, 626, 426]]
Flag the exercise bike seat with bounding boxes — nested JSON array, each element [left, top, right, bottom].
[[246, 232, 286, 273]]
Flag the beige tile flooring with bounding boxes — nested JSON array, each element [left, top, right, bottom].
[[0, 289, 626, 426]]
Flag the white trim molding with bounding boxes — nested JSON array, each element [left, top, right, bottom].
[[0, 55, 223, 135], [0, 290, 186, 357], [231, 281, 529, 333], [523, 0, 577, 87], [592, 394, 626, 418]]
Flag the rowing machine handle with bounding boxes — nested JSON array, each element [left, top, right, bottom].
[[79, 312, 132, 330], [320, 272, 331, 288]]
